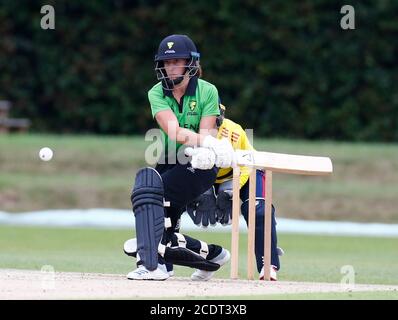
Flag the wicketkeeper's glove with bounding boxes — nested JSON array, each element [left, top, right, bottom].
[[215, 189, 233, 226], [214, 179, 233, 226], [186, 186, 217, 227]]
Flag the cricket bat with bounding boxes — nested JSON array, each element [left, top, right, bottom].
[[233, 149, 333, 175]]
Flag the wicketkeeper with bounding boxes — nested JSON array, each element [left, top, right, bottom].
[[186, 104, 282, 280]]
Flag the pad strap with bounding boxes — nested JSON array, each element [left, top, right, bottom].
[[199, 240, 209, 259], [175, 233, 187, 248]]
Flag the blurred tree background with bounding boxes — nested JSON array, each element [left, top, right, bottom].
[[0, 0, 397, 141]]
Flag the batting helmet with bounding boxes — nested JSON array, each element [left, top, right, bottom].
[[154, 34, 200, 90]]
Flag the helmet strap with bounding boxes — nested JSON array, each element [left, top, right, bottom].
[[164, 75, 184, 90]]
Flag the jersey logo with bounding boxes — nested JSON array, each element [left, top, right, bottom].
[[189, 101, 197, 111], [167, 42, 174, 49]]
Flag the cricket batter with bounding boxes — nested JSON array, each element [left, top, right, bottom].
[[187, 104, 282, 280], [125, 34, 235, 280]]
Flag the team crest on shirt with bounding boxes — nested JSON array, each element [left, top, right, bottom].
[[189, 101, 197, 111], [187, 100, 198, 116]]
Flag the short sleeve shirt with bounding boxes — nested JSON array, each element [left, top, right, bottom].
[[148, 77, 220, 155]]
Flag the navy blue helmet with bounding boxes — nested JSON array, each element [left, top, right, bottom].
[[154, 34, 200, 90]]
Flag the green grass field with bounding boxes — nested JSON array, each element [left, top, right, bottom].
[[1, 134, 398, 299], [1, 134, 398, 223], [0, 225, 397, 300]]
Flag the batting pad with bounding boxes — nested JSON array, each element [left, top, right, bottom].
[[131, 167, 165, 271]]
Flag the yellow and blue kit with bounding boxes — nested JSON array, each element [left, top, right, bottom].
[[215, 117, 280, 272]]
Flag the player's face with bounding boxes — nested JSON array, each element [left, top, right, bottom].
[[163, 59, 187, 79]]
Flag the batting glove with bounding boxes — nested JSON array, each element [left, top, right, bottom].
[[202, 136, 234, 168], [185, 147, 216, 170]]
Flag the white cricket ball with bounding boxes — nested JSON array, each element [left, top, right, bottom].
[[39, 147, 53, 161]]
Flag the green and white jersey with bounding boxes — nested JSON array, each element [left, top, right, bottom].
[[148, 77, 220, 156]]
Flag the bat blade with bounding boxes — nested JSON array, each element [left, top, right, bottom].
[[234, 150, 333, 175]]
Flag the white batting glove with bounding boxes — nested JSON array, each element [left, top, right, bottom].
[[185, 147, 216, 170], [202, 136, 234, 168]]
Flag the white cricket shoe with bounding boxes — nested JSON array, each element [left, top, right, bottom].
[[124, 238, 174, 277], [259, 265, 278, 281], [167, 270, 175, 277], [191, 248, 230, 281], [127, 264, 170, 281]]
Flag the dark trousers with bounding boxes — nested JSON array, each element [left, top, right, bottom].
[[155, 162, 222, 264], [156, 162, 218, 227]]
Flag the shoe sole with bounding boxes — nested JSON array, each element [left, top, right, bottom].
[[191, 271, 215, 281], [127, 277, 169, 281], [127, 272, 169, 281]]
